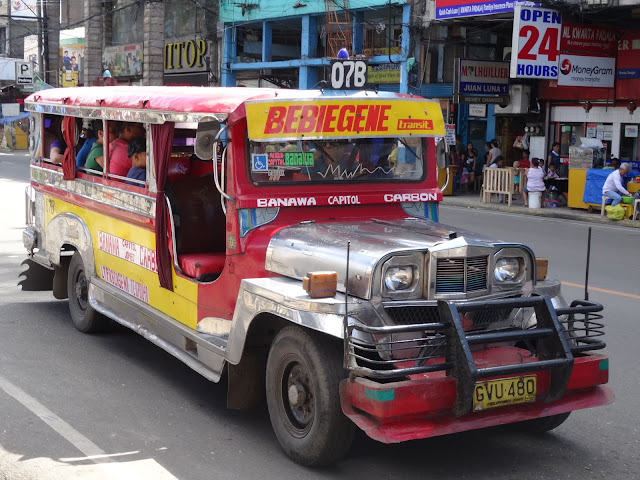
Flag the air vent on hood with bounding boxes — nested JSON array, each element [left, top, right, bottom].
[[436, 256, 488, 294]]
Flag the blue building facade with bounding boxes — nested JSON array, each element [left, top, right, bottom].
[[220, 0, 412, 93]]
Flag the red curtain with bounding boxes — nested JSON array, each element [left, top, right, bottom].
[[62, 116, 76, 181], [152, 123, 175, 291]]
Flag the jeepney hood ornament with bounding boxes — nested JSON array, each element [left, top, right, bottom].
[[265, 218, 500, 298]]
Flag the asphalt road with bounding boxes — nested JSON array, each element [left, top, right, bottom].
[[1, 152, 638, 479]]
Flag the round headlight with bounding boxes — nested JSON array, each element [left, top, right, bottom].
[[384, 266, 414, 290], [494, 258, 520, 282]]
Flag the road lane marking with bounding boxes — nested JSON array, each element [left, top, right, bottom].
[[562, 281, 640, 300], [0, 375, 179, 480]]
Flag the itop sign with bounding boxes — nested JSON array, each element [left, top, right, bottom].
[[558, 55, 615, 88], [510, 6, 561, 79]]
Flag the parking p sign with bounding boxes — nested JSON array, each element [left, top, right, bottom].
[[510, 6, 561, 79], [16, 62, 34, 86]]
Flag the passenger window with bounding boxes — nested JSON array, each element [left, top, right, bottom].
[[104, 121, 148, 188], [43, 115, 65, 165]]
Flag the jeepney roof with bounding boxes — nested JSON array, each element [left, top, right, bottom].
[[24, 86, 416, 124]]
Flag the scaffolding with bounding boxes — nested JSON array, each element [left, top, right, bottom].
[[324, 0, 351, 58]]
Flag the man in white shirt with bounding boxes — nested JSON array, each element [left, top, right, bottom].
[[602, 162, 632, 206]]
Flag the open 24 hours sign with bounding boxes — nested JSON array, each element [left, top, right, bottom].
[[510, 5, 561, 79]]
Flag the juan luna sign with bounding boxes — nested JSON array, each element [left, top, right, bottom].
[[457, 59, 509, 95]]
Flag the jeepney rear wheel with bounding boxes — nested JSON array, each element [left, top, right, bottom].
[[266, 326, 355, 466], [67, 253, 108, 333], [513, 412, 571, 434]]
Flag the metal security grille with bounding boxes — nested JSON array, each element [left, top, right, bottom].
[[436, 256, 488, 294]]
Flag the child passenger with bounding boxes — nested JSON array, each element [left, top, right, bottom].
[[125, 137, 147, 186]]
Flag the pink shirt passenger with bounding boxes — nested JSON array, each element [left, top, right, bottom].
[[108, 138, 132, 177]]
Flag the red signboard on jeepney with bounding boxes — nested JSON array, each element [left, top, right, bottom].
[[560, 24, 618, 54], [245, 99, 445, 141]]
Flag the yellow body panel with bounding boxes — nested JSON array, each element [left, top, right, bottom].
[[44, 195, 198, 329]]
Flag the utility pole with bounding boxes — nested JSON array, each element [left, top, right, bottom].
[[6, 1, 11, 57], [42, 0, 49, 84], [38, 0, 43, 79]]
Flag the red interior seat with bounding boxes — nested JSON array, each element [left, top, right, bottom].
[[178, 253, 226, 279]]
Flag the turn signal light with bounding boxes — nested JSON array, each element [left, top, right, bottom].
[[302, 271, 338, 298], [536, 258, 548, 281]]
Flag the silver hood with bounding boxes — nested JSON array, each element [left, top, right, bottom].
[[265, 218, 515, 299]]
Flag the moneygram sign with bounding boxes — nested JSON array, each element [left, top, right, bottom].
[[558, 55, 615, 88], [435, 0, 538, 19]]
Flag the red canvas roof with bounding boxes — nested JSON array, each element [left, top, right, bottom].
[[25, 86, 287, 114]]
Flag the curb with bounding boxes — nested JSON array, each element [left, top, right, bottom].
[[441, 199, 640, 229]]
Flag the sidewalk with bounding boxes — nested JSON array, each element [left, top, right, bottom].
[[441, 190, 640, 229]]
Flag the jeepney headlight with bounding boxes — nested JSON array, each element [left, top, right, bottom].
[[384, 266, 414, 290], [494, 258, 521, 282]]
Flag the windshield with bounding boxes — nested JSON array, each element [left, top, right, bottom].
[[249, 137, 425, 183]]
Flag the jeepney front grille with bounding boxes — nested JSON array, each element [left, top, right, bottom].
[[384, 305, 510, 328], [435, 256, 488, 294]]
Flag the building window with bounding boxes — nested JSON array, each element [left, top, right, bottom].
[[112, 0, 144, 45], [165, 0, 200, 38], [0, 28, 6, 55]]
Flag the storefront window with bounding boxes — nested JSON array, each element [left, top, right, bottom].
[[165, 0, 200, 38], [558, 123, 584, 156], [620, 124, 639, 168], [112, 0, 143, 45]]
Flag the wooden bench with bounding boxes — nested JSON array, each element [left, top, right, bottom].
[[481, 167, 514, 206]]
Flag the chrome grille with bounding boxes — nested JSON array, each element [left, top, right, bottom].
[[436, 256, 488, 294]]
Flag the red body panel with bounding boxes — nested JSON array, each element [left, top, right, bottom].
[[340, 350, 612, 443]]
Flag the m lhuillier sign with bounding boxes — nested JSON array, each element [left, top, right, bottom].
[[457, 60, 509, 95]]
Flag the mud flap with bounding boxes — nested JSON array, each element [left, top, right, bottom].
[[52, 258, 70, 299], [227, 348, 266, 410], [18, 259, 54, 291]]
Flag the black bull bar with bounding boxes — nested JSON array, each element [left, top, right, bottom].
[[345, 296, 605, 416]]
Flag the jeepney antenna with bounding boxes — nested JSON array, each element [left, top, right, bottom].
[[343, 241, 351, 366], [584, 227, 592, 301]]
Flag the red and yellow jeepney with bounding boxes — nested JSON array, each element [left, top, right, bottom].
[[21, 86, 612, 466]]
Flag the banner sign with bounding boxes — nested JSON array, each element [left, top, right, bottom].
[[245, 99, 445, 140], [617, 32, 640, 80], [558, 54, 615, 88], [457, 59, 509, 96], [560, 24, 618, 54], [435, 0, 537, 19], [510, 6, 561, 79]]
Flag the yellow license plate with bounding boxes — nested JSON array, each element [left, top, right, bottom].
[[473, 375, 537, 411]]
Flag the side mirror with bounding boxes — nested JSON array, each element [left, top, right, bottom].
[[436, 137, 450, 169], [194, 117, 221, 160]]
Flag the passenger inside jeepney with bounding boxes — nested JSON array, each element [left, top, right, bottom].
[[44, 116, 66, 165], [125, 137, 147, 186], [108, 121, 146, 178]]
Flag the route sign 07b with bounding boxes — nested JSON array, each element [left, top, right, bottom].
[[510, 6, 561, 80], [330, 59, 368, 89]]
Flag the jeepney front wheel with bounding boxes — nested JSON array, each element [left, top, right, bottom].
[[266, 326, 355, 466], [67, 253, 109, 333]]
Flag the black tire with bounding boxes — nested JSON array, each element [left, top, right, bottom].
[[67, 253, 108, 333], [266, 326, 355, 466], [513, 412, 571, 434]]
